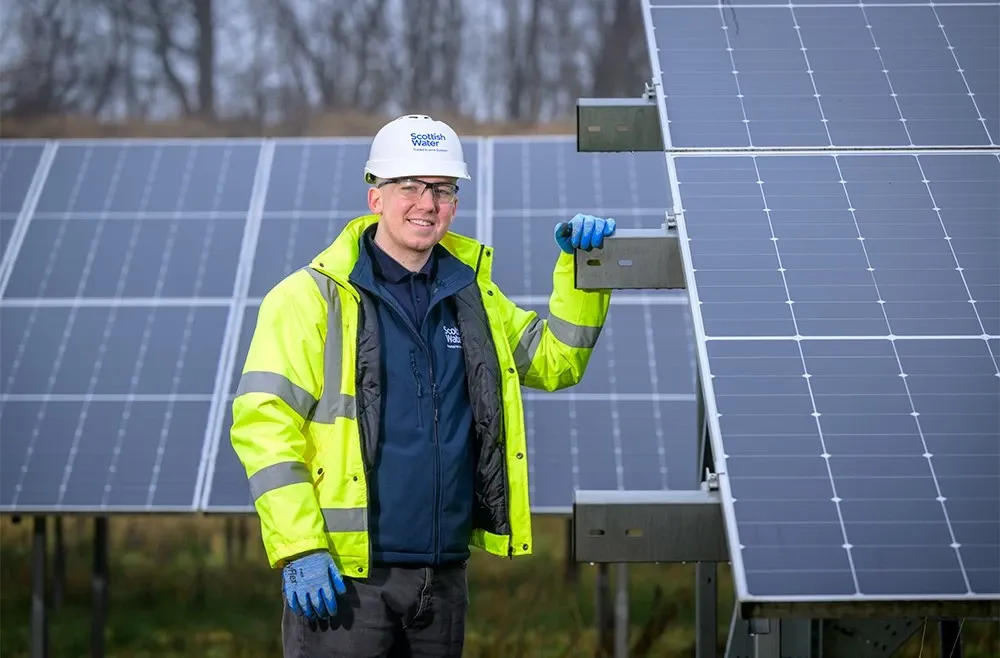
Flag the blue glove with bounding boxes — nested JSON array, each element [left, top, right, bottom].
[[554, 214, 616, 254], [282, 551, 347, 620]]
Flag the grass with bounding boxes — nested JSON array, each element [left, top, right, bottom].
[[1, 514, 997, 657]]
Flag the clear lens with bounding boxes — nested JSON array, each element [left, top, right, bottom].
[[393, 179, 458, 203]]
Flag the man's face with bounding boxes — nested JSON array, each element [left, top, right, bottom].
[[367, 176, 459, 255]]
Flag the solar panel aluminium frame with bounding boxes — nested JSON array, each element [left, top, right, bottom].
[[638, 0, 1000, 619]]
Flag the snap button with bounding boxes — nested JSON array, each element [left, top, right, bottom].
[[507, 367, 514, 374], [516, 452, 523, 459]]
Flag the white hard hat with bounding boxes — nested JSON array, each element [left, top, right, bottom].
[[364, 114, 471, 184]]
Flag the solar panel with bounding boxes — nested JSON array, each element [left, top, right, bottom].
[[202, 136, 700, 513], [643, 0, 1000, 607], [675, 151, 1000, 598], [649, 0, 999, 149], [0, 140, 264, 512]]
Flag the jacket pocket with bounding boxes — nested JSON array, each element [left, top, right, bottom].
[[410, 351, 424, 429]]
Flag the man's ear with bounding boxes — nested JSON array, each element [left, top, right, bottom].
[[367, 187, 382, 213]]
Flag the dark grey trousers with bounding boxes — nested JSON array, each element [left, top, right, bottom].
[[281, 562, 468, 658]]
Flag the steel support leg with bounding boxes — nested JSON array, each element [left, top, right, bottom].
[[92, 516, 108, 658], [615, 563, 629, 657], [32, 516, 48, 658], [697, 562, 718, 658], [940, 620, 963, 658]]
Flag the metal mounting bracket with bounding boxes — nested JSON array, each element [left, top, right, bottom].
[[576, 95, 664, 152], [573, 221, 686, 291], [572, 486, 728, 564]]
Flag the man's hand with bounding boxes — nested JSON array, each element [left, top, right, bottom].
[[554, 214, 617, 254], [282, 551, 347, 621]]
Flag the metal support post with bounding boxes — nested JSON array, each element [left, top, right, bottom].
[[615, 563, 629, 658], [596, 563, 612, 652], [750, 619, 781, 658], [92, 516, 108, 658], [696, 562, 718, 658], [32, 516, 48, 658], [940, 620, 963, 658], [53, 517, 65, 612]]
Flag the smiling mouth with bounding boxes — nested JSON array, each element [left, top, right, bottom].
[[407, 218, 434, 228]]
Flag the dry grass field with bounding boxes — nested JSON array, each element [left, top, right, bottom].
[[1, 514, 997, 657]]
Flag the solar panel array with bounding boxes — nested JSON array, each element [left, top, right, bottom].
[[643, 0, 999, 603], [0, 135, 697, 516]]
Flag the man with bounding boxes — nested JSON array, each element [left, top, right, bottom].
[[230, 114, 616, 657]]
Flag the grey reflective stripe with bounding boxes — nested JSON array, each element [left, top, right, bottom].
[[322, 507, 367, 533], [546, 315, 602, 349], [249, 461, 311, 500], [237, 371, 318, 420], [513, 314, 602, 378], [513, 315, 545, 378], [306, 268, 357, 423]]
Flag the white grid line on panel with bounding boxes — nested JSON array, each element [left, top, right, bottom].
[[1, 393, 695, 404], [147, 145, 237, 509], [832, 154, 974, 592], [705, 334, 1000, 341], [30, 211, 249, 221], [0, 142, 58, 297], [626, 150, 671, 490], [745, 151, 863, 594], [0, 297, 235, 308], [931, 4, 997, 145], [194, 142, 274, 511], [640, 0, 750, 599], [492, 207, 668, 219], [91, 145, 170, 508], [913, 153, 1000, 370], [591, 151, 626, 491], [13, 145, 135, 509], [550, 141, 582, 495]]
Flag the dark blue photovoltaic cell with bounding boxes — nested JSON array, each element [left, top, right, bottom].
[[0, 142, 44, 215], [264, 140, 479, 215], [0, 400, 211, 511], [709, 337, 1000, 597], [34, 142, 261, 214], [676, 153, 1000, 338], [5, 217, 245, 298], [0, 306, 227, 396], [651, 5, 999, 148], [1, 219, 14, 256], [492, 139, 672, 212]]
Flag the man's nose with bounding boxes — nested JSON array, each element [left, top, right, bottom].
[[415, 188, 438, 211]]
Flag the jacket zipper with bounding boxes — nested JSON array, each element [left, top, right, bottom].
[[429, 340, 441, 561], [410, 351, 424, 429]]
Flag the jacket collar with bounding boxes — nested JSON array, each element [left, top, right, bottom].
[[310, 214, 491, 297]]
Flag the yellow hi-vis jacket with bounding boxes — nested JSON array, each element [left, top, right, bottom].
[[230, 214, 611, 575]]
